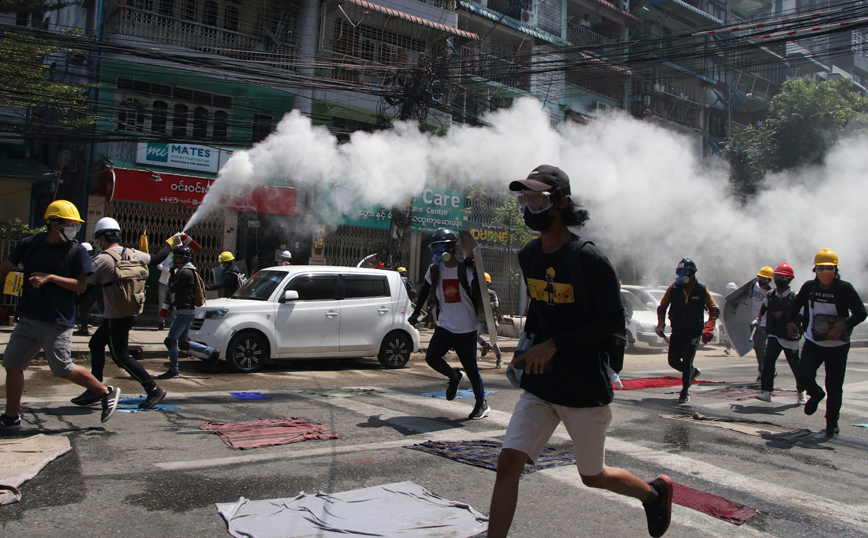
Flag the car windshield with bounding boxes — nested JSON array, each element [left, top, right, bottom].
[[621, 290, 649, 311], [232, 270, 284, 301]]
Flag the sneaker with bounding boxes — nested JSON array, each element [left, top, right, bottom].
[[804, 390, 825, 416], [0, 413, 21, 430], [468, 400, 491, 420], [493, 344, 502, 362], [71, 389, 103, 406], [100, 386, 121, 423], [495, 358, 503, 369], [156, 371, 178, 380], [644, 475, 674, 538], [797, 391, 807, 405], [138, 385, 167, 410], [445, 370, 464, 401], [756, 390, 772, 402], [677, 394, 690, 404], [826, 424, 840, 437], [480, 343, 491, 357], [723, 348, 731, 355]]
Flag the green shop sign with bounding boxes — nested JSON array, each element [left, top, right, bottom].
[[326, 185, 464, 233]]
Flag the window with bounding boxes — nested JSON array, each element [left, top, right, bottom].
[[203, 0, 218, 26], [234, 271, 284, 301], [342, 277, 389, 299], [213, 110, 229, 142], [181, 0, 197, 20], [288, 277, 337, 301], [159, 0, 174, 16], [152, 101, 168, 134], [251, 113, 272, 143], [193, 106, 209, 139], [223, 5, 239, 32], [172, 104, 189, 137], [119, 98, 146, 131]]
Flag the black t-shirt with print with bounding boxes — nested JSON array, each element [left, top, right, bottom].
[[517, 235, 622, 408]]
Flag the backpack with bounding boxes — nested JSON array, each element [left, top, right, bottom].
[[102, 248, 149, 317], [190, 268, 207, 308], [429, 260, 486, 323]]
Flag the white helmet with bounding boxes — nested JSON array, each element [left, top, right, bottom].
[[94, 217, 121, 239], [81, 242, 93, 252], [281, 250, 292, 261]]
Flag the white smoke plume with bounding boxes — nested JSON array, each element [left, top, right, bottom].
[[186, 98, 868, 295]]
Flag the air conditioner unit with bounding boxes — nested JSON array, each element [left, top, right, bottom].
[[594, 101, 612, 113], [520, 9, 536, 25]]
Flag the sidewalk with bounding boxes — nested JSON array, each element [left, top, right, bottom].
[[0, 322, 523, 361]]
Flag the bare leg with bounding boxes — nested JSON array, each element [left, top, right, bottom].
[[3, 368, 24, 417], [581, 466, 653, 501], [488, 448, 528, 538], [61, 366, 108, 396]]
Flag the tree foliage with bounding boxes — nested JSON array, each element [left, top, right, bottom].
[[725, 77, 868, 197], [0, 218, 45, 241]]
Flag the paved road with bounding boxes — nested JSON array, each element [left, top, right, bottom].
[[1, 344, 867, 537]]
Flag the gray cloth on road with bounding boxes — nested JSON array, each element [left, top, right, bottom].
[[0, 434, 71, 505], [215, 480, 488, 538]]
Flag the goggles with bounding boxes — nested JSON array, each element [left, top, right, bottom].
[[430, 242, 450, 255], [516, 190, 556, 214], [676, 269, 693, 277]]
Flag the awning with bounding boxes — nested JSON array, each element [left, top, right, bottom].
[[648, 0, 723, 26], [785, 42, 830, 72], [587, 0, 640, 21], [458, 1, 555, 43], [341, 0, 479, 40], [0, 157, 54, 181]]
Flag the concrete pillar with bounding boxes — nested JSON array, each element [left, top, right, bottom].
[[295, 0, 319, 117]]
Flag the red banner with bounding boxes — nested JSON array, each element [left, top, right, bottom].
[[103, 168, 296, 215]]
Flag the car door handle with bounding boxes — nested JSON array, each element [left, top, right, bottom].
[[378, 307, 390, 314], [326, 311, 338, 318]]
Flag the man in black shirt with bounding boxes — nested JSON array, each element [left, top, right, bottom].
[[487, 165, 673, 538]]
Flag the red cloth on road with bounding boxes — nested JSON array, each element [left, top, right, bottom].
[[673, 482, 759, 525], [201, 418, 338, 450], [615, 376, 712, 390]]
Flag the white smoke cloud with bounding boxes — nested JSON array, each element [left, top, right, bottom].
[[186, 98, 868, 296]]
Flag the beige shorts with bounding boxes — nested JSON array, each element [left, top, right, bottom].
[[502, 391, 612, 476]]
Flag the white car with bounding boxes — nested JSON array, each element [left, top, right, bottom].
[[189, 266, 420, 373], [621, 290, 670, 350]]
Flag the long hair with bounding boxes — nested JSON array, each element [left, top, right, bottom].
[[560, 196, 589, 228]]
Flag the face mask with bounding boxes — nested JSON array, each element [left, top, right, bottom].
[[758, 278, 771, 288], [430, 243, 452, 264], [817, 271, 835, 285], [62, 222, 81, 242], [523, 208, 555, 232], [774, 279, 790, 291], [675, 274, 691, 285]]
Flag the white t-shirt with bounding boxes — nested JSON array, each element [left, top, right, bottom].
[[91, 246, 151, 319], [750, 281, 768, 327], [425, 263, 478, 335]]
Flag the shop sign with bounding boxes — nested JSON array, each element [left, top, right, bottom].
[[330, 186, 464, 233], [108, 168, 296, 215], [136, 142, 236, 174]]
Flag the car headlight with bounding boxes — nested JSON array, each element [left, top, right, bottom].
[[203, 308, 229, 320]]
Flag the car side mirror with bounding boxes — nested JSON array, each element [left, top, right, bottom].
[[646, 302, 655, 309], [281, 290, 299, 303]]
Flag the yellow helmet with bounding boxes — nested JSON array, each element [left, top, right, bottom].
[[44, 200, 84, 223], [219, 251, 235, 262], [814, 249, 838, 266], [397, 267, 407, 274], [484, 272, 492, 284], [757, 266, 774, 279]]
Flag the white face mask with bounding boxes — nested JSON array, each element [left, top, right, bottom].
[[62, 222, 81, 242]]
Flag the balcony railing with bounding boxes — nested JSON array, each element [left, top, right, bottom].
[[731, 69, 777, 102], [117, 7, 297, 70], [460, 46, 530, 92], [638, 90, 702, 130], [566, 24, 615, 48]]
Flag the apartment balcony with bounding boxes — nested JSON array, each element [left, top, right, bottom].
[[729, 0, 773, 20], [116, 7, 297, 70], [730, 69, 778, 111], [459, 46, 531, 93], [637, 89, 703, 131], [647, 0, 723, 26]]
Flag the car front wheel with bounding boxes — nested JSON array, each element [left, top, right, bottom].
[[227, 332, 269, 373], [378, 331, 412, 368]]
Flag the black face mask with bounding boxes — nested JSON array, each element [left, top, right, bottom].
[[774, 279, 790, 291], [523, 208, 555, 232]]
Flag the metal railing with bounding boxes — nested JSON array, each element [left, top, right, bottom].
[[640, 91, 702, 130], [117, 6, 297, 70], [566, 24, 616, 48], [731, 69, 777, 102], [460, 46, 530, 92]]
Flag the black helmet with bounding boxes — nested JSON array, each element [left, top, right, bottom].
[[677, 258, 697, 273], [173, 246, 193, 262], [431, 228, 458, 245]]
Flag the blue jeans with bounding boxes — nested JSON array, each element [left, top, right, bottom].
[[166, 313, 214, 374]]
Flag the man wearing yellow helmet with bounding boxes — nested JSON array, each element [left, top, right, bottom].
[[397, 267, 417, 301], [749, 266, 774, 382], [0, 201, 120, 429], [786, 249, 866, 437], [207, 251, 245, 298]]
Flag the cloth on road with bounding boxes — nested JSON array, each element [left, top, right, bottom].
[[117, 396, 181, 412], [615, 376, 712, 390], [421, 389, 497, 400], [662, 413, 815, 444], [215, 480, 488, 538], [0, 434, 71, 505], [406, 439, 575, 476], [202, 418, 338, 450], [230, 392, 270, 400], [696, 386, 796, 401], [673, 481, 760, 525], [304, 387, 385, 398]]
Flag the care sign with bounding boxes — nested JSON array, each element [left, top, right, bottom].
[[328, 185, 464, 233], [136, 142, 235, 173]]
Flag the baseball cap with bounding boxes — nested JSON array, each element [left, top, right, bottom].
[[509, 165, 571, 195]]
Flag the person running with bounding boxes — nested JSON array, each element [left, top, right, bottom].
[[0, 201, 120, 429], [157, 246, 219, 379], [207, 251, 244, 298], [70, 218, 174, 410], [656, 258, 718, 404], [751, 266, 773, 381], [756, 263, 805, 404], [476, 272, 503, 368], [787, 249, 866, 437], [408, 228, 490, 420], [489, 165, 672, 538]]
